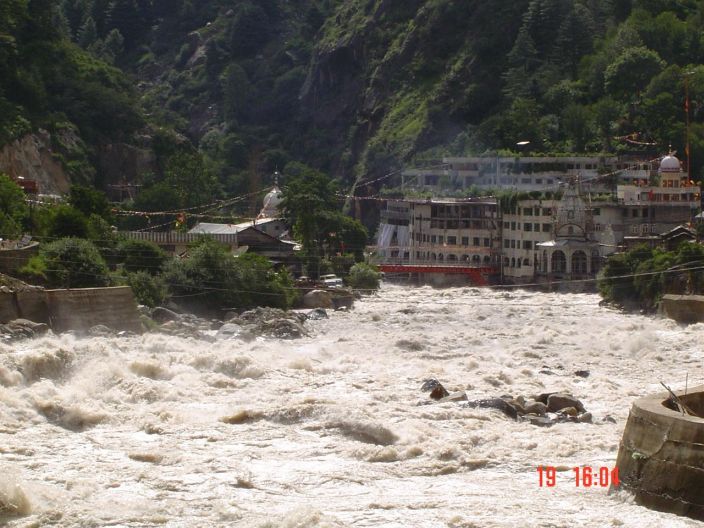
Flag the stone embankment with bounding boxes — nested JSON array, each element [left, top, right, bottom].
[[615, 385, 704, 521]]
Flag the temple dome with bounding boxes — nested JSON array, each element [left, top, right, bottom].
[[659, 154, 681, 172], [259, 173, 283, 218]]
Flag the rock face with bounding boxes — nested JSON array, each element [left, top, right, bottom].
[[0, 130, 71, 195], [96, 140, 156, 189]]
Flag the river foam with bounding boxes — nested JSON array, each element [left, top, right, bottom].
[[0, 284, 701, 527]]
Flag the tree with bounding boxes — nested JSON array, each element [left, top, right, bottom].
[[102, 28, 125, 62], [604, 46, 666, 101], [117, 238, 167, 274], [164, 151, 219, 208], [553, 4, 595, 76], [38, 238, 111, 288], [279, 163, 340, 278], [106, 0, 146, 50], [346, 263, 381, 291], [0, 173, 28, 238], [503, 26, 540, 98], [77, 16, 98, 49], [229, 2, 270, 58], [163, 238, 294, 314], [47, 205, 89, 239], [69, 185, 111, 220]]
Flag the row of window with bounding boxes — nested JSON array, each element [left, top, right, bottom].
[[503, 221, 553, 233], [414, 233, 492, 247], [504, 239, 535, 250], [414, 252, 495, 264], [521, 207, 553, 216], [427, 219, 492, 229]]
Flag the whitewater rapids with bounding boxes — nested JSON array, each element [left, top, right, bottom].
[[0, 284, 702, 527]]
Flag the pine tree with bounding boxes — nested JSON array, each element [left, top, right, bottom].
[[554, 4, 595, 76], [503, 26, 540, 98], [107, 0, 145, 49], [78, 16, 98, 48]]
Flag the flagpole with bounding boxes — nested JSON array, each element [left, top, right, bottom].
[[685, 72, 692, 182]]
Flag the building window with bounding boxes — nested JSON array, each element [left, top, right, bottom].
[[431, 235, 437, 243], [504, 239, 510, 248], [473, 237, 480, 246], [447, 236, 457, 245], [523, 241, 532, 250], [534, 223, 540, 231], [632, 209, 639, 217], [543, 208, 552, 216], [593, 208, 600, 216], [511, 240, 516, 248], [543, 224, 551, 232], [524, 223, 532, 231], [438, 236, 444, 244], [483, 238, 490, 247], [462, 237, 469, 246], [536, 178, 543, 184], [503, 222, 510, 229], [511, 222, 516, 230], [524, 208, 533, 216]]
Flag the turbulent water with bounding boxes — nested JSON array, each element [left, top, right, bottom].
[[1, 284, 703, 527]]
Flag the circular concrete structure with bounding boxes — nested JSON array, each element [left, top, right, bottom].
[[615, 385, 704, 520]]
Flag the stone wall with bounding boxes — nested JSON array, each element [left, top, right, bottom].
[[0, 286, 141, 333], [614, 385, 704, 521], [661, 294, 704, 324]]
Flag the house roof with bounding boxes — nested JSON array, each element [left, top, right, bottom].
[[189, 218, 280, 235]]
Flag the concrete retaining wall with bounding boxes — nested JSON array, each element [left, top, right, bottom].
[[46, 287, 142, 333], [661, 294, 704, 324], [614, 385, 704, 520], [0, 286, 141, 333]]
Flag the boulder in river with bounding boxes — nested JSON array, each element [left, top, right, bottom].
[[303, 290, 333, 309], [0, 319, 50, 341]]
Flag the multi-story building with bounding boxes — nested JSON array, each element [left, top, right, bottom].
[[377, 153, 699, 287], [403, 155, 652, 192], [375, 198, 501, 285]]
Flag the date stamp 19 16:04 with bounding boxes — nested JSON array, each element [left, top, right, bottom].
[[537, 466, 620, 488]]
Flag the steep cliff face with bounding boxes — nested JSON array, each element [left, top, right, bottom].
[[299, 0, 527, 182], [0, 132, 72, 195]]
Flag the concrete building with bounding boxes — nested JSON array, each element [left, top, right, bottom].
[[403, 155, 651, 192], [377, 153, 700, 286]]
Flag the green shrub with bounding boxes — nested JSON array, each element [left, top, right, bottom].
[[36, 238, 110, 288], [163, 238, 295, 314], [117, 239, 167, 274], [346, 263, 381, 291], [127, 271, 167, 307]]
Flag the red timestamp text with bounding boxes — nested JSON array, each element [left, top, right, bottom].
[[537, 466, 620, 488]]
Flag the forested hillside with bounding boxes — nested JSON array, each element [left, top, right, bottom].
[[3, 0, 704, 198]]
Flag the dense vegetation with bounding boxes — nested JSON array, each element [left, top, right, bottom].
[[2, 1, 704, 197], [598, 241, 704, 310]]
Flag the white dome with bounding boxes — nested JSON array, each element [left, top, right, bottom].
[[659, 154, 681, 172], [263, 186, 282, 208], [259, 184, 283, 218]]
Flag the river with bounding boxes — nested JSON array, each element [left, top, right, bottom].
[[1, 284, 702, 527]]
